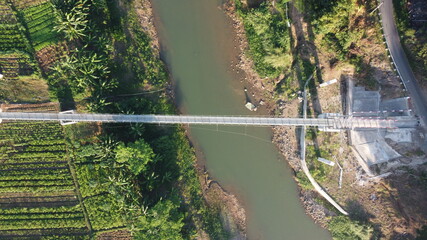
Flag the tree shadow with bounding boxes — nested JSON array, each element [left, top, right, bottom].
[[245, 0, 264, 8], [345, 199, 383, 239], [382, 169, 427, 239], [306, 20, 324, 84], [389, 231, 415, 240], [288, 3, 323, 116], [290, 2, 326, 158], [55, 82, 76, 111], [346, 199, 375, 222]]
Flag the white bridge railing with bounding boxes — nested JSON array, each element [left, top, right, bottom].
[[0, 112, 419, 129]]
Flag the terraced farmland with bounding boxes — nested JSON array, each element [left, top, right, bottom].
[[18, 1, 59, 51], [9, 0, 49, 10], [0, 120, 90, 238], [0, 0, 60, 57], [0, 1, 30, 52], [0, 0, 53, 102]]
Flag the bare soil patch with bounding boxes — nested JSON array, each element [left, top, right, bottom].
[[96, 229, 132, 240], [35, 42, 69, 73]]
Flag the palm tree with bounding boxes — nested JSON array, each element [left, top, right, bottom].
[[130, 123, 145, 138], [53, 0, 90, 41]]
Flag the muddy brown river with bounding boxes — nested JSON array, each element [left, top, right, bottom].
[[151, 0, 331, 239]]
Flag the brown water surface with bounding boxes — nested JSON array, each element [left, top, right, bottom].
[[151, 0, 331, 239]]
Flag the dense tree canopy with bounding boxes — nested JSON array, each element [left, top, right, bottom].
[[115, 139, 156, 176]]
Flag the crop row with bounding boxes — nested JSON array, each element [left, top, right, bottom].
[[0, 184, 76, 193], [0, 121, 61, 129], [0, 56, 33, 76], [0, 228, 90, 239], [0, 24, 25, 39], [84, 194, 125, 231], [0, 161, 68, 170], [10, 0, 50, 10], [0, 40, 27, 51], [0, 56, 31, 62], [1, 122, 61, 133], [0, 179, 73, 188], [28, 19, 55, 35], [0, 133, 65, 143], [0, 129, 63, 137], [2, 156, 65, 164], [21, 1, 58, 50], [0, 166, 69, 176], [0, 172, 72, 181], [0, 211, 83, 220], [21, 2, 52, 21], [21, 144, 67, 152], [0, 127, 63, 135], [0, 205, 83, 215], [75, 163, 110, 198], [4, 151, 65, 160], [0, 144, 66, 154], [0, 117, 89, 234], [0, 217, 86, 230]]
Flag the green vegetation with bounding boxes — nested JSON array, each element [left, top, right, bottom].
[[19, 1, 59, 51], [55, 0, 227, 237], [393, 0, 427, 82], [328, 215, 373, 240], [305, 130, 342, 185], [0, 52, 50, 102], [236, 0, 386, 238], [0, 1, 30, 52], [236, 0, 292, 78], [0, 0, 60, 103], [311, 0, 364, 60], [0, 0, 229, 239], [0, 121, 89, 237], [306, 145, 330, 183], [298, 0, 379, 89]]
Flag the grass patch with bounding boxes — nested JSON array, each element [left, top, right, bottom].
[[393, 0, 427, 83], [328, 215, 374, 240], [0, 75, 49, 102], [236, 0, 292, 79]]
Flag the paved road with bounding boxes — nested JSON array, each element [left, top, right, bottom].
[[380, 0, 427, 126], [0, 112, 418, 129]]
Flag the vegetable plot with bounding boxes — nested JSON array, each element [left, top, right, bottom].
[[0, 121, 89, 238], [0, 2, 29, 52], [19, 1, 59, 51]]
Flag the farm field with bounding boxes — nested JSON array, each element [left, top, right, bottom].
[[17, 1, 59, 51], [0, 119, 90, 238], [0, 53, 49, 102], [0, 1, 30, 52], [0, 0, 58, 103], [0, 103, 131, 238], [0, 0, 230, 238]]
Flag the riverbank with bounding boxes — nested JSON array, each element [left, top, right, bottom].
[[223, 0, 427, 238], [221, 0, 332, 227]]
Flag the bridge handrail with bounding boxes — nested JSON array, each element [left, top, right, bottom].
[[0, 112, 418, 129]]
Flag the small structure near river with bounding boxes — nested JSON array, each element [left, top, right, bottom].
[[347, 80, 422, 176]]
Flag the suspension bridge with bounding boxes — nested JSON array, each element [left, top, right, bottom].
[[0, 111, 419, 129]]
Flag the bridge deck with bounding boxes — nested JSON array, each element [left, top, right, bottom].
[[0, 112, 418, 129]]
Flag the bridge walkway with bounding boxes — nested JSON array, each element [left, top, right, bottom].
[[0, 112, 419, 129]]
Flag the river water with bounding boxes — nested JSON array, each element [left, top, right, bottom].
[[151, 0, 331, 239]]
